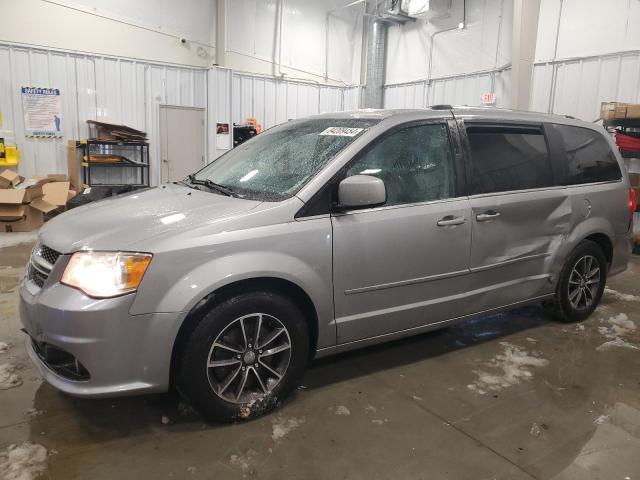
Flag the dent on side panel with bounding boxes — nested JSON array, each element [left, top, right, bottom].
[[471, 191, 573, 269]]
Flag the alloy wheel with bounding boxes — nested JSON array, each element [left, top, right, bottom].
[[568, 255, 601, 310], [206, 313, 292, 404]]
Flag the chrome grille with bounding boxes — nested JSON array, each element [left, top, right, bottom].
[[27, 263, 47, 288], [26, 242, 62, 288], [34, 243, 61, 265]]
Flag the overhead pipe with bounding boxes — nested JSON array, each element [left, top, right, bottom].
[[426, 0, 467, 102], [273, 0, 285, 78], [491, 0, 505, 93], [547, 0, 564, 113]]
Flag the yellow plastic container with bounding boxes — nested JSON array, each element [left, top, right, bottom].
[[0, 145, 20, 167]]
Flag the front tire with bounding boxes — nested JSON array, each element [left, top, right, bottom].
[[545, 240, 607, 322], [176, 291, 309, 422]]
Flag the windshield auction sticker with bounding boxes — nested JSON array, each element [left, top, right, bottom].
[[319, 127, 364, 137]]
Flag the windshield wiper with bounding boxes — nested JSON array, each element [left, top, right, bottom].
[[187, 175, 238, 197]]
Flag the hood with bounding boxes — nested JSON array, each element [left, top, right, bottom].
[[39, 184, 263, 253]]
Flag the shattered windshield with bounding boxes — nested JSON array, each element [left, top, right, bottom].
[[192, 118, 379, 201]]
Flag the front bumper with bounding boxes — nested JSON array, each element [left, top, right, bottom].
[[19, 277, 186, 398]]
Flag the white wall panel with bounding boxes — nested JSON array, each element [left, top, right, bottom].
[[225, 0, 363, 85], [71, 0, 216, 46], [342, 86, 361, 111], [2, 0, 213, 68], [386, 0, 512, 85], [209, 67, 233, 160], [536, 0, 640, 63], [229, 72, 357, 127], [207, 68, 357, 161], [0, 43, 206, 185], [531, 52, 640, 121], [384, 68, 511, 109]]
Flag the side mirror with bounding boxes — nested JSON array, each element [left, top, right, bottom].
[[337, 175, 386, 210]]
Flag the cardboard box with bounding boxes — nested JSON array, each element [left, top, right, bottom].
[[1, 178, 62, 232], [0, 188, 26, 204], [0, 204, 26, 221], [0, 169, 21, 189], [14, 178, 49, 203], [615, 105, 628, 119], [29, 197, 58, 214], [1, 175, 74, 232], [43, 181, 71, 207], [0, 198, 57, 232], [3, 206, 41, 232], [601, 101, 640, 120], [67, 140, 81, 193], [47, 174, 68, 182], [601, 102, 620, 120], [627, 104, 640, 119]]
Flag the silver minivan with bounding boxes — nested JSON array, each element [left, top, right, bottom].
[[19, 107, 634, 421]]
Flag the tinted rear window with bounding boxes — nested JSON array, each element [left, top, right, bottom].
[[466, 125, 553, 194], [550, 124, 621, 185]]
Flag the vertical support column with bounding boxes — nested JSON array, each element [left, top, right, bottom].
[[362, 19, 388, 109], [511, 0, 541, 110], [216, 0, 226, 67]]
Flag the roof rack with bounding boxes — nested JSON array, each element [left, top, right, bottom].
[[430, 104, 453, 110]]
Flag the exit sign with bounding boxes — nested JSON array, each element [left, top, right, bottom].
[[482, 92, 497, 105]]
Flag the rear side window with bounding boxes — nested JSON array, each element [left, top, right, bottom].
[[466, 125, 553, 195], [550, 124, 621, 184]]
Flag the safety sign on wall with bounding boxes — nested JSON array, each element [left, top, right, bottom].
[[21, 87, 63, 138]]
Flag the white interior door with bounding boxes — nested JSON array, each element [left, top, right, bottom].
[[160, 106, 205, 183]]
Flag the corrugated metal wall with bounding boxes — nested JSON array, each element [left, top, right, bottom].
[[208, 66, 361, 160], [531, 50, 640, 121], [0, 43, 207, 185], [383, 67, 511, 109], [230, 72, 359, 127], [0, 44, 360, 182]]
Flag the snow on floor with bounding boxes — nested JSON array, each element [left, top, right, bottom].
[[333, 405, 351, 416], [271, 416, 305, 441], [0, 363, 22, 390], [467, 342, 549, 395], [604, 288, 640, 302], [597, 338, 640, 352], [596, 313, 639, 351], [0, 232, 38, 249], [229, 449, 258, 474], [0, 442, 48, 480], [598, 313, 636, 339]]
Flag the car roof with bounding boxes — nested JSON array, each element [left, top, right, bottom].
[[311, 106, 599, 130]]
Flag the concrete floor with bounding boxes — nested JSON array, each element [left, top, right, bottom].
[[1, 234, 639, 480]]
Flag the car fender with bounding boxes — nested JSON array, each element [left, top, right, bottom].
[[133, 250, 335, 349]]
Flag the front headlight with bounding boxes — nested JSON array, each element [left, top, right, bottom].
[[61, 251, 152, 298]]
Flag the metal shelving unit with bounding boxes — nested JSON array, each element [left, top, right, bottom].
[[79, 139, 150, 187]]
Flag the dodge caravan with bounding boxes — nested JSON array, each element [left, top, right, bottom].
[[19, 107, 633, 421]]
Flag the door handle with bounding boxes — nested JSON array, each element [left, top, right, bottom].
[[437, 215, 466, 227], [476, 210, 501, 222]]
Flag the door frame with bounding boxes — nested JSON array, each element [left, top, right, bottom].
[[327, 119, 472, 343], [296, 118, 468, 218], [158, 104, 207, 185]]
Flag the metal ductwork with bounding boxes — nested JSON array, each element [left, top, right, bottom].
[[362, 17, 388, 108]]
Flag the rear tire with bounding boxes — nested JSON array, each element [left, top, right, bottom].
[[176, 291, 309, 423], [544, 240, 607, 323]]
